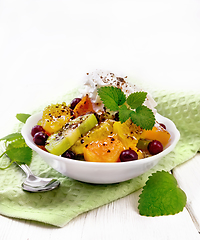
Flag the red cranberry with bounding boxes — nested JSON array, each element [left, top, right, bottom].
[[31, 125, 45, 137], [70, 98, 82, 110], [148, 140, 163, 155], [33, 132, 48, 145], [120, 149, 138, 162], [62, 150, 76, 159], [159, 123, 166, 130]]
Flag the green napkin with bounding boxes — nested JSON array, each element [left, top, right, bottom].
[[0, 86, 199, 227]]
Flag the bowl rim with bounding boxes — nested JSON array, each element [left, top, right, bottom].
[[21, 111, 180, 168]]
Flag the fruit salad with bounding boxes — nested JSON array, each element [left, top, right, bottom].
[[31, 71, 171, 163]]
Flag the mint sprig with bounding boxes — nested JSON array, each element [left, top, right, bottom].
[[0, 135, 32, 169], [0, 113, 32, 169], [138, 171, 187, 216], [97, 86, 155, 130]]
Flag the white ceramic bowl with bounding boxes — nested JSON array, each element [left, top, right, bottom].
[[21, 112, 180, 184]]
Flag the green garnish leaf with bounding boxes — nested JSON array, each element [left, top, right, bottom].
[[98, 86, 155, 129], [7, 136, 27, 149], [16, 113, 31, 123], [127, 92, 147, 109], [118, 104, 132, 123], [0, 133, 23, 142], [138, 171, 187, 217], [97, 86, 126, 111], [0, 132, 33, 169], [131, 106, 155, 130], [6, 147, 32, 166]]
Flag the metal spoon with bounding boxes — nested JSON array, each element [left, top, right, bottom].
[[3, 147, 60, 192], [17, 163, 60, 192]]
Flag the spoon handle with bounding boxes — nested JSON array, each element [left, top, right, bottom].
[[4, 151, 34, 178], [16, 163, 34, 178]]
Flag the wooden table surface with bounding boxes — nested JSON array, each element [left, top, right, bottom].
[[0, 0, 200, 239]]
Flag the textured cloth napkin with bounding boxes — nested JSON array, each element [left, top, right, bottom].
[[0, 85, 199, 227]]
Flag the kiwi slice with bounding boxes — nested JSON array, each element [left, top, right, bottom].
[[45, 114, 98, 156]]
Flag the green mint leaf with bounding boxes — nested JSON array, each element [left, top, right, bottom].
[[127, 92, 147, 109], [7, 137, 27, 149], [138, 171, 187, 217], [16, 113, 31, 123], [131, 105, 155, 130], [0, 133, 33, 169], [98, 86, 126, 111], [6, 147, 32, 166], [0, 133, 23, 142], [6, 137, 32, 165], [118, 104, 132, 123]]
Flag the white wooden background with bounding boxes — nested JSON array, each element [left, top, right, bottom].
[[0, 0, 200, 239]]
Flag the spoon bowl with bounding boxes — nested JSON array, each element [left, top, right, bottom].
[[18, 163, 60, 192]]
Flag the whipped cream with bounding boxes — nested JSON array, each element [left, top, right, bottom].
[[80, 70, 157, 114]]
